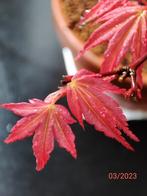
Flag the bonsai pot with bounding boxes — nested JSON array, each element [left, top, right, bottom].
[[51, 0, 103, 72], [51, 0, 147, 120]]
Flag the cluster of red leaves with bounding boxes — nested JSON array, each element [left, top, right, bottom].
[[0, 70, 139, 171], [1, 0, 146, 172], [78, 0, 147, 88]]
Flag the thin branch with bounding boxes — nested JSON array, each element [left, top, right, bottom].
[[130, 52, 147, 70]]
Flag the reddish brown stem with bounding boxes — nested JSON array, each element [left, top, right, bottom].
[[130, 53, 147, 70], [61, 75, 73, 86], [99, 53, 147, 99], [125, 72, 142, 100], [100, 53, 147, 79], [137, 0, 147, 5]]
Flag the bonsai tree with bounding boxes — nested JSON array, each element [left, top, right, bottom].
[[0, 0, 146, 171]]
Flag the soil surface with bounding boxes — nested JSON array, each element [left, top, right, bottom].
[[61, 0, 107, 55]]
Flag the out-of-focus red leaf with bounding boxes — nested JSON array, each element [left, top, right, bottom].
[[78, 2, 147, 87], [79, 0, 128, 25], [138, 0, 147, 6], [66, 69, 139, 151], [1, 92, 77, 171]]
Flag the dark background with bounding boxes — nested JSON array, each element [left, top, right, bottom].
[[0, 0, 147, 196]]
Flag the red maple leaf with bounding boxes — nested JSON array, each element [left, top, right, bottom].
[[1, 96, 77, 171], [79, 0, 128, 25], [66, 69, 139, 151], [78, 1, 147, 87], [0, 70, 141, 171]]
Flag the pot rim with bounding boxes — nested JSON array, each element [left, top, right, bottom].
[[51, 0, 103, 69]]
